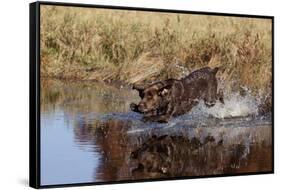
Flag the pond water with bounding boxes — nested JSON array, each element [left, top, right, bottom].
[[40, 79, 272, 186]]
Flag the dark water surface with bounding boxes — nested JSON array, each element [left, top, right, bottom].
[[40, 79, 272, 186]]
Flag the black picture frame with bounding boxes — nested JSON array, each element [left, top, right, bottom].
[[30, 1, 274, 189]]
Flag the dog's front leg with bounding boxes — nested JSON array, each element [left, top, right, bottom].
[[144, 102, 175, 123], [142, 114, 171, 123], [142, 110, 158, 122]]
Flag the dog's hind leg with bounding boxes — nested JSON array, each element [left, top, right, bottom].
[[204, 99, 216, 107], [204, 81, 217, 107], [205, 89, 224, 107], [217, 89, 224, 104]]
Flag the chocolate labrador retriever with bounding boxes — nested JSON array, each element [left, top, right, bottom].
[[130, 67, 224, 123]]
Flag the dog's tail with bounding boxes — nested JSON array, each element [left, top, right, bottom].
[[212, 67, 220, 75]]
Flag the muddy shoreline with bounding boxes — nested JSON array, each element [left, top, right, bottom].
[[40, 76, 131, 89], [41, 77, 272, 115]]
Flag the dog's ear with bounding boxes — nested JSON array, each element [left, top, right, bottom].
[[133, 84, 146, 91], [158, 84, 172, 97], [133, 84, 146, 98]]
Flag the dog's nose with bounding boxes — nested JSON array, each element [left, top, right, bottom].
[[130, 103, 138, 111]]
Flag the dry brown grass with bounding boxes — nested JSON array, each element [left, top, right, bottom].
[[40, 5, 272, 101]]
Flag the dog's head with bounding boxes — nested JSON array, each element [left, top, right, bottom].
[[133, 81, 173, 113]]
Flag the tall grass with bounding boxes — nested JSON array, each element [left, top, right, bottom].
[[40, 6, 272, 102]]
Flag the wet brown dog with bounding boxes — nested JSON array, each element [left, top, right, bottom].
[[130, 67, 224, 123]]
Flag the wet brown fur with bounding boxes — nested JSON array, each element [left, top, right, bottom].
[[130, 67, 224, 123]]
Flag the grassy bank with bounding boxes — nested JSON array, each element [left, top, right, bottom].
[[40, 6, 272, 106]]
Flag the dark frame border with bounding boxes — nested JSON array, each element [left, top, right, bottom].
[[30, 1, 41, 188], [29, 1, 274, 189]]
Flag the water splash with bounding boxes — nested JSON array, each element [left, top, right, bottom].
[[192, 92, 259, 119]]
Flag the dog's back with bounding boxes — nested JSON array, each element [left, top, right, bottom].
[[170, 67, 221, 116], [182, 67, 219, 84]]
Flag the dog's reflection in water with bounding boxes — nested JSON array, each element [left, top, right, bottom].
[[74, 118, 272, 181], [130, 134, 231, 178]]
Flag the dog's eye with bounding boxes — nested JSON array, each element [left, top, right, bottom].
[[146, 93, 153, 99]]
